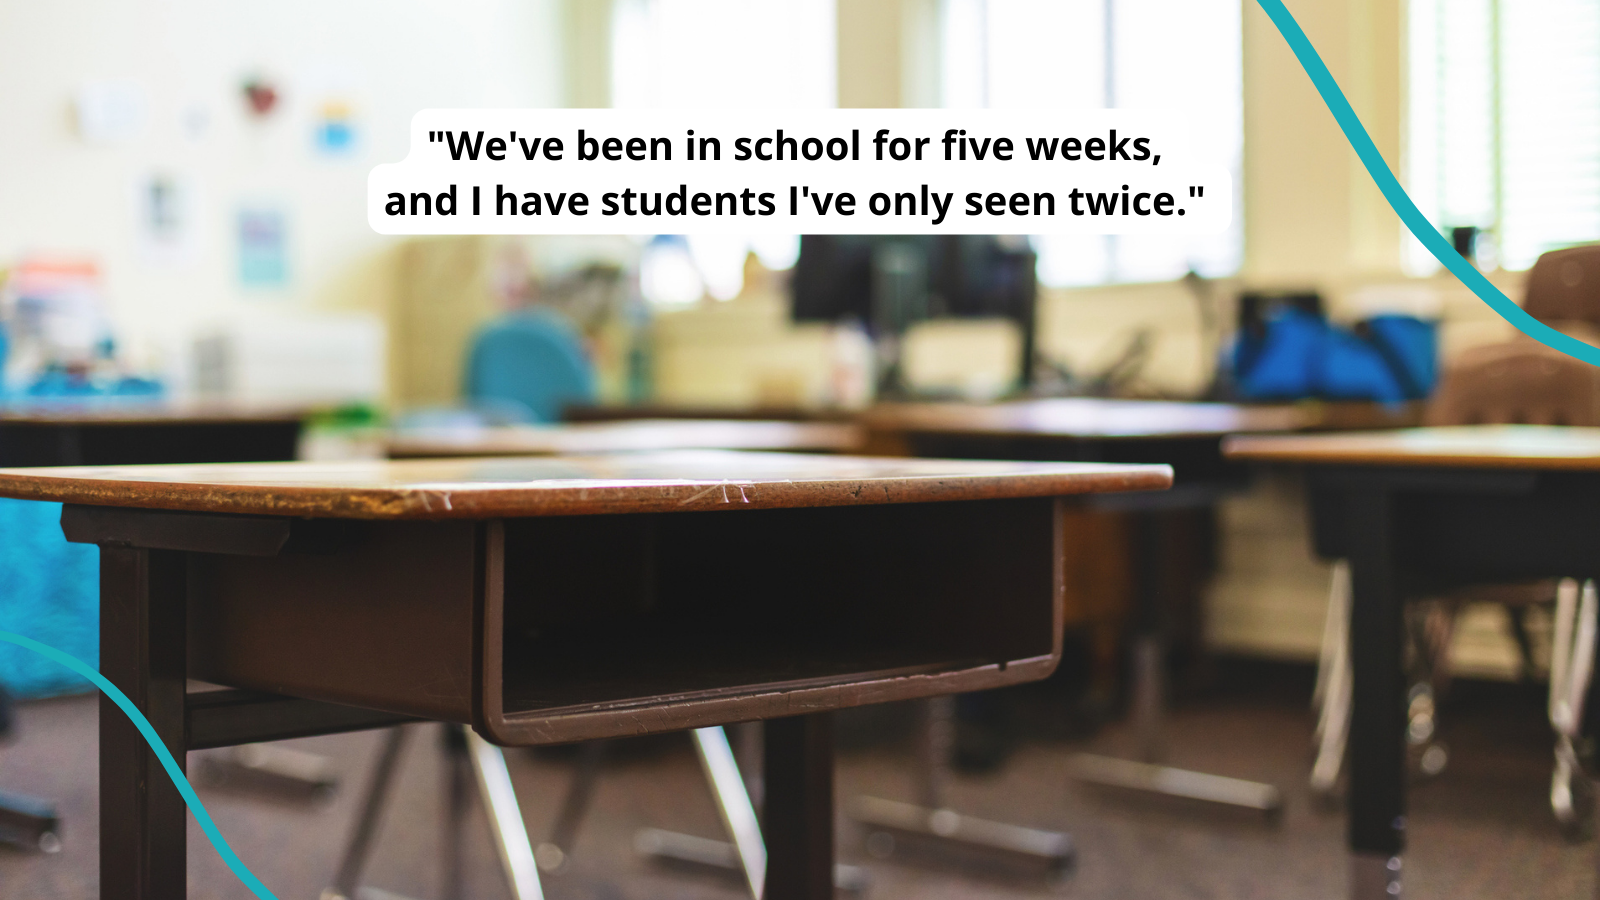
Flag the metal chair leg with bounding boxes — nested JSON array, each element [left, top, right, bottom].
[[635, 726, 771, 890], [694, 726, 767, 898], [324, 724, 544, 900], [322, 727, 411, 900], [1071, 511, 1283, 820], [0, 791, 60, 853], [464, 729, 545, 900], [201, 742, 339, 800], [1311, 561, 1353, 797], [1551, 579, 1597, 836], [534, 739, 606, 873], [854, 696, 1075, 876]]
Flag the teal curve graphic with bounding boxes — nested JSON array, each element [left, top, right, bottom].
[[0, 8, 1585, 900], [1253, 0, 1600, 369], [0, 629, 279, 900]]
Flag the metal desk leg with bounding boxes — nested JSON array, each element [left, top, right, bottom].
[[764, 713, 834, 900], [99, 546, 189, 900], [464, 730, 545, 900], [1346, 489, 1406, 899], [1071, 512, 1284, 818], [853, 696, 1074, 875]]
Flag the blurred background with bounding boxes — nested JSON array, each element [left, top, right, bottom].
[[5, 0, 1594, 671], [2, 1, 1599, 897]]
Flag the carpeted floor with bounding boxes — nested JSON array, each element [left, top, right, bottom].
[[1, 665, 1594, 899]]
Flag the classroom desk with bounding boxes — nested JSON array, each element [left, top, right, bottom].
[[388, 418, 863, 458], [861, 397, 1305, 443], [1223, 425, 1600, 899], [0, 450, 1170, 900], [0, 401, 307, 466], [564, 403, 854, 423], [861, 397, 1313, 818]]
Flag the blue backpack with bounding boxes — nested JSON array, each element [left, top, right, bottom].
[[1233, 308, 1436, 402]]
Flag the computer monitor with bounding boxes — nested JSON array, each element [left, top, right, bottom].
[[790, 235, 1038, 388]]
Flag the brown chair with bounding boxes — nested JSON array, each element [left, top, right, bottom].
[[1423, 339, 1600, 428], [1312, 331, 1600, 834], [1522, 243, 1600, 327]]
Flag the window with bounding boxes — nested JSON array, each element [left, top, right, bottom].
[[1406, 0, 1600, 273], [940, 0, 1244, 287], [610, 0, 836, 109], [610, 0, 828, 304]]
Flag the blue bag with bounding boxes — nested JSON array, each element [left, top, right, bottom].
[[1233, 308, 1436, 402]]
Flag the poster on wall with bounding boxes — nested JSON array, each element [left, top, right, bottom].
[[313, 99, 359, 157], [136, 172, 199, 267], [236, 207, 288, 288]]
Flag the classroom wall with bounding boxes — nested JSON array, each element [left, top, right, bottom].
[[0, 0, 561, 387], [1, 0, 1515, 399]]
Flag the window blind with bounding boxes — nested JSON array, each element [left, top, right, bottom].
[[610, 0, 836, 110], [1407, 0, 1600, 272], [940, 0, 1244, 287], [609, 0, 829, 301]]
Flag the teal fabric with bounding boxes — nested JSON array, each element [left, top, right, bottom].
[[0, 499, 98, 698], [465, 311, 597, 423]]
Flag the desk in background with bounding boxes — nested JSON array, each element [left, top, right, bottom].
[[0, 401, 308, 467], [0, 451, 1170, 900], [1225, 425, 1600, 899], [564, 403, 854, 423], [0, 400, 311, 851], [860, 397, 1325, 819], [388, 418, 863, 458]]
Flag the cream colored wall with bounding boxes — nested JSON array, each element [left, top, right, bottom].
[[0, 0, 561, 395], [815, 0, 1532, 673]]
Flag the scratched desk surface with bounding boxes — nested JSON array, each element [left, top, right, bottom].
[[0, 450, 1174, 519]]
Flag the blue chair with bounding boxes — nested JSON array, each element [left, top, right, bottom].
[[0, 498, 98, 698], [0, 498, 94, 852], [463, 311, 596, 423]]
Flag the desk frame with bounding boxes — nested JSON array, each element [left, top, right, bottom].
[[1306, 466, 1600, 898], [79, 495, 1070, 900]]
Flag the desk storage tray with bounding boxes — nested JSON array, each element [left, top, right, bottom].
[[180, 497, 1064, 745]]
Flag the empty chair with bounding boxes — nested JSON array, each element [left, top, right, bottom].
[[1424, 340, 1600, 428], [1520, 243, 1600, 328], [0, 497, 98, 853], [464, 311, 596, 423]]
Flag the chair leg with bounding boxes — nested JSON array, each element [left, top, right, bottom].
[[1551, 579, 1597, 835], [636, 726, 868, 896], [693, 726, 767, 898], [855, 696, 1075, 876], [464, 729, 545, 900], [321, 727, 412, 900], [1311, 561, 1353, 797], [325, 724, 545, 900], [534, 740, 606, 873], [0, 791, 60, 853]]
